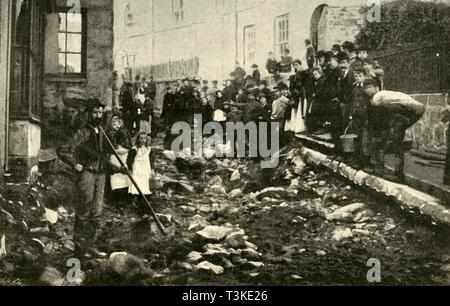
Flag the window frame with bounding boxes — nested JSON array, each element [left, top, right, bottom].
[[45, 7, 87, 80], [274, 14, 290, 58], [243, 24, 256, 69]]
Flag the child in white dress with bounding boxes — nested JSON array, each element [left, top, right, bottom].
[[127, 132, 154, 198]]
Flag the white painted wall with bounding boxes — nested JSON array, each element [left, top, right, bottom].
[[114, 0, 370, 83]]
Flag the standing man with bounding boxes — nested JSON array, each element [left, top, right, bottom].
[[148, 76, 157, 101], [250, 64, 261, 85], [58, 99, 116, 258], [337, 52, 355, 131], [305, 40, 316, 70], [324, 54, 343, 158]]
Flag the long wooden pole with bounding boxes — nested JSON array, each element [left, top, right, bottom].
[[99, 126, 166, 236]]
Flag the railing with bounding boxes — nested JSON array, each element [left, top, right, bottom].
[[135, 57, 200, 82], [373, 42, 450, 94]]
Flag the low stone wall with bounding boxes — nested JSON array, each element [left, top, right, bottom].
[[406, 92, 449, 156], [300, 146, 450, 226]]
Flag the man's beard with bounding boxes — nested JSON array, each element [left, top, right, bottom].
[[91, 118, 102, 127]]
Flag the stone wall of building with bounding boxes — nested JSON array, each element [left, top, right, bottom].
[[318, 6, 364, 51], [42, 0, 114, 148]]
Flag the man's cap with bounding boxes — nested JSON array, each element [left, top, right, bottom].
[[38, 149, 58, 163], [251, 64, 258, 68], [331, 44, 342, 51]]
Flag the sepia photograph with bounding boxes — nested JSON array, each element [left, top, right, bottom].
[[1, 0, 450, 293]]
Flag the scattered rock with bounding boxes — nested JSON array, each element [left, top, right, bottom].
[[179, 262, 194, 271], [203, 244, 231, 257], [225, 230, 246, 248], [291, 274, 303, 280], [315, 250, 327, 256], [279, 202, 289, 208], [44, 208, 58, 224], [242, 248, 262, 259], [186, 251, 203, 263], [196, 226, 233, 241], [230, 170, 241, 182], [196, 261, 224, 275], [162, 150, 176, 161], [222, 257, 235, 268], [332, 227, 354, 241], [384, 224, 397, 232], [326, 203, 369, 222], [255, 187, 297, 201], [163, 181, 195, 194], [230, 189, 243, 199], [0, 235, 6, 257], [107, 252, 147, 277], [441, 264, 450, 272], [244, 241, 258, 251], [188, 215, 210, 231], [39, 267, 65, 286], [63, 240, 75, 252], [210, 185, 227, 194], [247, 261, 265, 268], [208, 175, 223, 186]]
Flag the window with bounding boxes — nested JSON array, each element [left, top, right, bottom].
[[172, 0, 184, 23], [244, 25, 256, 68], [275, 14, 289, 57], [125, 4, 134, 26], [57, 10, 85, 75]]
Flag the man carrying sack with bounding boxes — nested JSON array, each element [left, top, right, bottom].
[[365, 80, 425, 182]]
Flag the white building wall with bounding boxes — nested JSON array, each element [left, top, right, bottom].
[[114, 0, 369, 83]]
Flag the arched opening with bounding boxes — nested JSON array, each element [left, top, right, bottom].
[[310, 4, 328, 52]]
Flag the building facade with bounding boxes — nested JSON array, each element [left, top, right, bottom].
[[0, 0, 114, 180], [114, 0, 366, 86]]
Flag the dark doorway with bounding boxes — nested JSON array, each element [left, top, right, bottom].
[[310, 4, 328, 52], [9, 0, 46, 120]]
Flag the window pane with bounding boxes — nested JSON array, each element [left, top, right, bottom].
[[58, 33, 66, 52], [58, 54, 66, 73], [67, 53, 81, 73], [67, 13, 82, 32], [67, 33, 82, 52], [59, 13, 66, 31]]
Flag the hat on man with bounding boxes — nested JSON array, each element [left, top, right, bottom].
[[251, 64, 258, 69], [331, 44, 342, 52]]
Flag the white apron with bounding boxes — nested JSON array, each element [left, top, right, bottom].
[[294, 103, 306, 134], [129, 147, 152, 195], [110, 146, 130, 190]]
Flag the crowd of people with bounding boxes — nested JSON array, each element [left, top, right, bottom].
[[158, 41, 391, 172], [56, 39, 429, 257]]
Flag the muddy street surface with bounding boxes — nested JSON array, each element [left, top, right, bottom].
[[2, 135, 450, 286]]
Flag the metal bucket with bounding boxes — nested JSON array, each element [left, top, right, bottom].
[[340, 134, 358, 153]]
